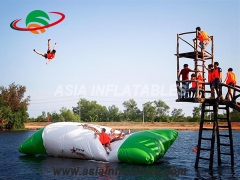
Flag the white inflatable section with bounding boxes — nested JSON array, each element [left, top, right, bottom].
[[42, 122, 125, 162], [107, 135, 131, 162]]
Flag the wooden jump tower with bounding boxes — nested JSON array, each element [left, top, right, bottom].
[[175, 29, 240, 169]]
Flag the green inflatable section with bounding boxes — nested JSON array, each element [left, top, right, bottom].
[[19, 128, 47, 155], [117, 129, 178, 164]]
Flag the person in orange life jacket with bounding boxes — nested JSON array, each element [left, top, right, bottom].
[[189, 72, 204, 98], [178, 64, 198, 99], [33, 39, 57, 65], [109, 129, 131, 143], [196, 71, 206, 98], [224, 68, 237, 86], [196, 71, 205, 89], [193, 145, 199, 153], [95, 128, 112, 155], [203, 64, 214, 88], [189, 74, 197, 98], [196, 27, 210, 50], [223, 68, 237, 101], [210, 62, 222, 99]]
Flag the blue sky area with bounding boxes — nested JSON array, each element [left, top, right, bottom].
[[1, 0, 239, 118]]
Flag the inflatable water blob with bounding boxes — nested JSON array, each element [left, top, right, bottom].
[[19, 122, 178, 164]]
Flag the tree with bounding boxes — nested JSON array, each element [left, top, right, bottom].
[[143, 102, 157, 122], [191, 104, 202, 122], [171, 108, 184, 122], [122, 99, 141, 121], [51, 111, 60, 122], [230, 109, 240, 122], [0, 83, 30, 130], [59, 107, 79, 122], [78, 99, 108, 122], [154, 100, 170, 122], [108, 105, 120, 122]]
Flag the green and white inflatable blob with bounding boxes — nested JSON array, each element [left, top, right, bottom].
[[19, 122, 178, 164]]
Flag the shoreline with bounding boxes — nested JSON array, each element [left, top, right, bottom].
[[23, 122, 240, 131]]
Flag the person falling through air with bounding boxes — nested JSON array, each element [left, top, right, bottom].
[[33, 39, 57, 65]]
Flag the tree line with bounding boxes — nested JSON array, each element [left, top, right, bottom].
[[1, 83, 240, 130]]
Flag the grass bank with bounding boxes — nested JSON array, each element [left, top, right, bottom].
[[24, 122, 240, 131]]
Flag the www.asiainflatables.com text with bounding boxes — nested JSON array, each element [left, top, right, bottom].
[[51, 166, 187, 177]]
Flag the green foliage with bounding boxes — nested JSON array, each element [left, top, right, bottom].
[[28, 97, 240, 123], [154, 100, 170, 122], [78, 99, 108, 122], [51, 111, 61, 122], [192, 104, 201, 118], [143, 102, 156, 122], [0, 83, 30, 130], [230, 109, 240, 122], [59, 107, 79, 122], [171, 108, 184, 122], [108, 105, 120, 122], [122, 99, 141, 122]]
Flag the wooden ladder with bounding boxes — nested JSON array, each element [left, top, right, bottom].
[[216, 104, 234, 167], [194, 101, 234, 169]]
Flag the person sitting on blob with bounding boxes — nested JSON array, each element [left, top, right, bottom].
[[95, 128, 112, 155], [109, 129, 131, 143]]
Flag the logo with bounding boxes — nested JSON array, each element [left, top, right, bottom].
[[10, 10, 65, 34]]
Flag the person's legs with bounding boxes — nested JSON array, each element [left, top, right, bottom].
[[211, 79, 220, 99], [182, 82, 186, 98], [48, 39, 51, 51], [185, 82, 189, 98], [225, 88, 230, 101], [33, 49, 45, 57], [106, 143, 112, 151], [102, 145, 108, 154], [226, 83, 234, 101], [189, 88, 196, 98], [214, 79, 222, 99], [211, 84, 215, 99], [117, 130, 123, 138], [199, 42, 204, 49], [53, 43, 57, 50], [204, 39, 210, 49]]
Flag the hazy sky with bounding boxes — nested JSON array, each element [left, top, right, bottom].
[[1, 0, 239, 118]]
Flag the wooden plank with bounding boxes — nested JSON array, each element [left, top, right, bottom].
[[178, 31, 195, 35]]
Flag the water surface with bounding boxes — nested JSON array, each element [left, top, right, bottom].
[[0, 130, 239, 179]]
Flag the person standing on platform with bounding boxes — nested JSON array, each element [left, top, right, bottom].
[[178, 64, 198, 99], [210, 62, 223, 99], [223, 68, 237, 101], [204, 64, 214, 89]]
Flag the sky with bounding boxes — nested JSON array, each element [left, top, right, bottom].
[[1, 0, 240, 118]]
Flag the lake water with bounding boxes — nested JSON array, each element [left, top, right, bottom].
[[0, 130, 239, 180]]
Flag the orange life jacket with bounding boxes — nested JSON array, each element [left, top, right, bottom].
[[198, 31, 209, 42], [191, 77, 197, 88], [99, 133, 110, 144], [208, 70, 214, 83], [226, 72, 237, 85], [197, 73, 204, 88], [213, 67, 221, 79], [47, 53, 55, 59]]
